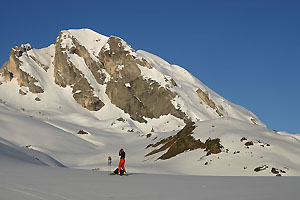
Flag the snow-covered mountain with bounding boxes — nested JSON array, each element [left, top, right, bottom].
[[0, 28, 299, 176]]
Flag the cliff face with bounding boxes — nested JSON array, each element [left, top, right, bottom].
[[100, 36, 186, 123], [53, 31, 104, 111], [0, 44, 44, 93]]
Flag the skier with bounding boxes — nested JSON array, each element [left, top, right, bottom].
[[108, 156, 112, 171], [118, 148, 126, 175]]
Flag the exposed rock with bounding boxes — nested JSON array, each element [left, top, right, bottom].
[[145, 122, 223, 160], [0, 62, 14, 82], [19, 43, 32, 52], [77, 130, 89, 135], [53, 32, 83, 87], [241, 139, 270, 148], [72, 78, 104, 111], [233, 151, 240, 154], [99, 36, 151, 78], [115, 117, 125, 122], [35, 97, 41, 101], [145, 143, 153, 149], [29, 55, 49, 72], [271, 168, 280, 176], [100, 36, 187, 123], [254, 165, 268, 172], [106, 76, 186, 123], [111, 117, 126, 126], [170, 79, 177, 87], [256, 140, 270, 147], [250, 118, 257, 125], [71, 37, 106, 84], [19, 89, 27, 95], [0, 46, 44, 93], [53, 32, 104, 111], [204, 138, 223, 156], [271, 168, 286, 176], [245, 141, 254, 147], [196, 88, 223, 117]]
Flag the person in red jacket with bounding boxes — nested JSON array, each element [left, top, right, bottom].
[[118, 148, 126, 175]]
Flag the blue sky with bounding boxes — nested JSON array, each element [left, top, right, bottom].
[[0, 0, 299, 133]]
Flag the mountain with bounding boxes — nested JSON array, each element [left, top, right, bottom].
[[0, 28, 299, 176]]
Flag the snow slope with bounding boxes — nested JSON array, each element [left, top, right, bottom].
[[0, 136, 64, 168], [0, 94, 299, 176], [0, 161, 299, 200], [1, 128, 298, 200]]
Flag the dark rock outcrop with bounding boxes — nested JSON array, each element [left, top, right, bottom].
[[77, 130, 89, 135], [145, 122, 223, 159]]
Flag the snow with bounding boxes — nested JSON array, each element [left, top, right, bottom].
[[18, 45, 55, 85], [62, 29, 109, 59], [0, 74, 4, 83], [189, 118, 300, 176], [0, 101, 299, 176], [1, 123, 300, 198], [0, 158, 299, 200], [0, 136, 64, 167], [136, 50, 264, 125]]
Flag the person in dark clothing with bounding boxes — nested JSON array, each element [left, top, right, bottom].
[[118, 148, 126, 175]]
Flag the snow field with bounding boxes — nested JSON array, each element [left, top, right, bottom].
[[0, 163, 299, 200]]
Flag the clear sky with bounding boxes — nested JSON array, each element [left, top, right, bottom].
[[0, 0, 299, 134]]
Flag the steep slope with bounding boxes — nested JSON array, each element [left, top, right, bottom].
[[0, 28, 299, 176]]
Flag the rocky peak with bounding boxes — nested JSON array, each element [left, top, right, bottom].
[[19, 43, 32, 53], [53, 31, 105, 111], [0, 44, 44, 93], [99, 36, 151, 81]]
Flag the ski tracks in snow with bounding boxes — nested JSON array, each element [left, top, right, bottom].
[[1, 184, 70, 200]]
